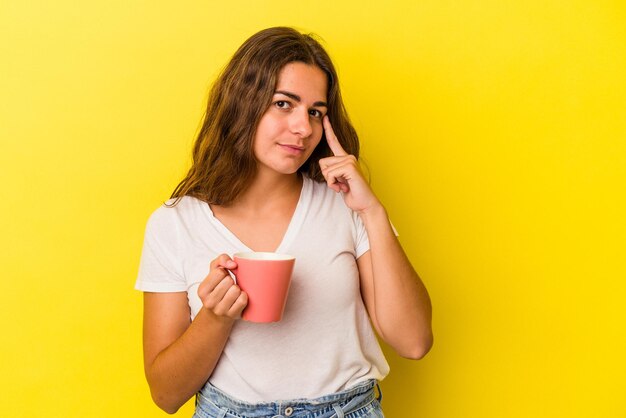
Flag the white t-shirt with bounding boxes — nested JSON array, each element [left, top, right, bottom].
[[135, 176, 390, 402]]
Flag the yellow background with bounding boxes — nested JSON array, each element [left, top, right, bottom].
[[1, 1, 625, 417]]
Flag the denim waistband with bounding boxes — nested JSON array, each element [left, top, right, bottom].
[[195, 380, 380, 418]]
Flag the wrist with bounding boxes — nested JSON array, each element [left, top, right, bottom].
[[197, 307, 236, 328], [358, 201, 387, 223]]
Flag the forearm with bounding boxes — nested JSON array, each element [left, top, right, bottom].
[[360, 203, 433, 359], [146, 309, 234, 414]]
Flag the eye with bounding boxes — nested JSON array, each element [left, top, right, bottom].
[[274, 100, 291, 110], [309, 109, 324, 119]]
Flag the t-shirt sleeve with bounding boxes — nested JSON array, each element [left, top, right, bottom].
[[352, 211, 400, 259], [352, 211, 371, 259], [135, 206, 187, 292]]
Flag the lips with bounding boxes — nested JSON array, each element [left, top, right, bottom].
[[278, 143, 305, 154]]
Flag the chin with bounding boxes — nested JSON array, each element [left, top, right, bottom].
[[277, 166, 302, 175], [259, 162, 303, 176], [277, 159, 310, 174]]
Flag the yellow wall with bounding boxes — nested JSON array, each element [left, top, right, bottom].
[[1, 1, 625, 417]]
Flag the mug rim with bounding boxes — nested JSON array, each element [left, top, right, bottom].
[[233, 251, 295, 261]]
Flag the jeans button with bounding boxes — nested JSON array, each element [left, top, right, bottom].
[[285, 406, 294, 416]]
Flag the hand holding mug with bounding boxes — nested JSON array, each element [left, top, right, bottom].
[[197, 254, 248, 321]]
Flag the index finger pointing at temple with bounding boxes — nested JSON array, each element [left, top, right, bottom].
[[323, 116, 347, 157]]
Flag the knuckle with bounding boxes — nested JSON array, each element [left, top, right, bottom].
[[204, 292, 219, 307], [202, 298, 216, 310], [218, 253, 231, 262], [220, 276, 235, 287], [210, 266, 227, 281], [197, 282, 206, 296], [210, 253, 230, 269], [222, 287, 237, 302]]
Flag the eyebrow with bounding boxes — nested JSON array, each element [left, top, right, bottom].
[[274, 90, 328, 108]]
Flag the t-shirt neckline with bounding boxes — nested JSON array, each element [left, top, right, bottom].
[[201, 176, 311, 255]]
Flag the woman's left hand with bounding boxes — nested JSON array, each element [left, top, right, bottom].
[[319, 116, 380, 214], [320, 119, 433, 360]]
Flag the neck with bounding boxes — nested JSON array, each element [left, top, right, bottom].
[[235, 170, 302, 210]]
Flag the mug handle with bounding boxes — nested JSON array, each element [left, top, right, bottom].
[[226, 266, 238, 284]]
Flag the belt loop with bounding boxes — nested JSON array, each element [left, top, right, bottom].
[[375, 383, 383, 403], [217, 407, 228, 418], [332, 403, 345, 418]]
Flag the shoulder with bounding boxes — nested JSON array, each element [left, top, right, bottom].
[[301, 176, 369, 254], [145, 196, 207, 234], [303, 175, 355, 220]]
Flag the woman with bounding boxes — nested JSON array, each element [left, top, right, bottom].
[[136, 26, 433, 417]]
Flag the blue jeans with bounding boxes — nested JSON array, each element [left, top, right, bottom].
[[193, 380, 384, 418]]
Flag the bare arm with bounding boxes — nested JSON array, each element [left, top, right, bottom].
[[357, 205, 433, 359], [319, 116, 433, 359], [142, 255, 247, 414]]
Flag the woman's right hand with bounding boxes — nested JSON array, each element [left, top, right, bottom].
[[197, 254, 248, 320], [144, 253, 247, 413]]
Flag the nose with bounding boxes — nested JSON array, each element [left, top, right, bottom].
[[289, 108, 312, 138]]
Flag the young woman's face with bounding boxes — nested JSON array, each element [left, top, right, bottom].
[[253, 62, 328, 176]]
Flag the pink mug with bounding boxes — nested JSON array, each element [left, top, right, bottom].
[[232, 252, 295, 323]]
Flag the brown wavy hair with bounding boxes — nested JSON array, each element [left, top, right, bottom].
[[169, 26, 360, 206]]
